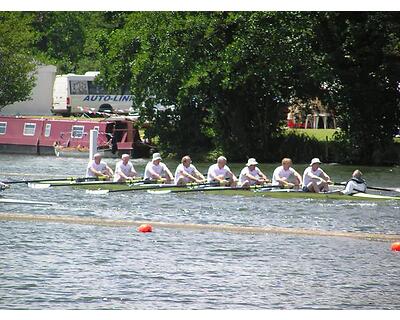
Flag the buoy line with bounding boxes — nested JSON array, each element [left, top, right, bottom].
[[0, 212, 399, 242]]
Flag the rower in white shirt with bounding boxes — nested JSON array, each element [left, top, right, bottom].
[[174, 155, 206, 185], [86, 153, 113, 180], [272, 157, 302, 188], [207, 156, 237, 187], [114, 154, 138, 182], [144, 153, 174, 183], [302, 157, 332, 193], [239, 158, 270, 187]]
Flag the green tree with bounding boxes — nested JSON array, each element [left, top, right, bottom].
[[31, 12, 87, 73], [316, 12, 400, 164], [97, 12, 214, 156], [96, 12, 328, 160], [0, 12, 36, 110]]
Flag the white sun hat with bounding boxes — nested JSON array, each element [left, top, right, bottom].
[[246, 158, 258, 166], [152, 153, 162, 161], [310, 157, 322, 165]]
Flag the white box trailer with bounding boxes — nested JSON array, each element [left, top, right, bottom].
[[0, 65, 57, 116], [51, 71, 134, 116]]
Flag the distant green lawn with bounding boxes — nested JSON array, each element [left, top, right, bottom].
[[287, 128, 400, 144], [285, 128, 338, 141]]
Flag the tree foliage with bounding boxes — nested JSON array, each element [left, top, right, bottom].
[[95, 12, 331, 160], [1, 11, 399, 164], [315, 12, 400, 164], [0, 13, 36, 109]]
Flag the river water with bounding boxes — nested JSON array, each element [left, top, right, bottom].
[[0, 154, 400, 310]]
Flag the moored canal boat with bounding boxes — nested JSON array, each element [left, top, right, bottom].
[[0, 115, 154, 158]]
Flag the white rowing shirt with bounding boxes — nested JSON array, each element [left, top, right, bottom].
[[272, 166, 296, 185], [86, 160, 108, 177], [144, 161, 169, 180], [207, 163, 231, 182], [302, 167, 328, 186], [239, 167, 262, 185], [114, 160, 136, 182], [174, 163, 197, 184]]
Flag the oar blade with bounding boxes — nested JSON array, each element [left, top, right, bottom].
[[147, 190, 172, 195], [28, 183, 51, 189], [85, 189, 110, 195]]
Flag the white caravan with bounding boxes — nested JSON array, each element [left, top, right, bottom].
[[52, 71, 134, 116]]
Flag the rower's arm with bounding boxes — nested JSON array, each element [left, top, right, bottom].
[[259, 170, 270, 182], [148, 167, 161, 179], [89, 166, 102, 177], [245, 172, 261, 182], [226, 170, 238, 181], [321, 172, 332, 183], [181, 170, 197, 181], [165, 167, 174, 180], [294, 171, 303, 185], [106, 165, 114, 176]]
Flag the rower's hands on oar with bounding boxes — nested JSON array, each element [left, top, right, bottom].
[[281, 180, 295, 189], [258, 178, 270, 184]]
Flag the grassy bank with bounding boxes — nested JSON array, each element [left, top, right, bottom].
[[285, 128, 338, 141]]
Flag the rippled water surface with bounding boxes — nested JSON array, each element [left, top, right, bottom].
[[1, 154, 400, 309]]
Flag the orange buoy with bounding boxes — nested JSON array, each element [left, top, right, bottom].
[[391, 242, 400, 251], [138, 224, 153, 233]]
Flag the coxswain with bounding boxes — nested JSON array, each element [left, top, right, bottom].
[[341, 170, 367, 195]]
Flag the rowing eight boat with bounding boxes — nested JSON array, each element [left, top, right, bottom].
[[23, 179, 400, 201], [147, 186, 400, 201]]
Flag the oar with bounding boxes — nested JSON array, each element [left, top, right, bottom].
[[0, 198, 55, 206], [86, 181, 221, 195], [28, 177, 146, 189], [147, 184, 280, 195], [334, 182, 400, 193], [2, 176, 99, 185]]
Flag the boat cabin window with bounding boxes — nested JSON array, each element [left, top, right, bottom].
[[23, 123, 36, 136], [70, 80, 88, 95], [71, 125, 85, 138], [0, 122, 6, 135], [44, 124, 51, 137]]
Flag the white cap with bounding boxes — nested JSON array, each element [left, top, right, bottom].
[[310, 158, 321, 166], [152, 153, 162, 161], [246, 158, 258, 166]]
